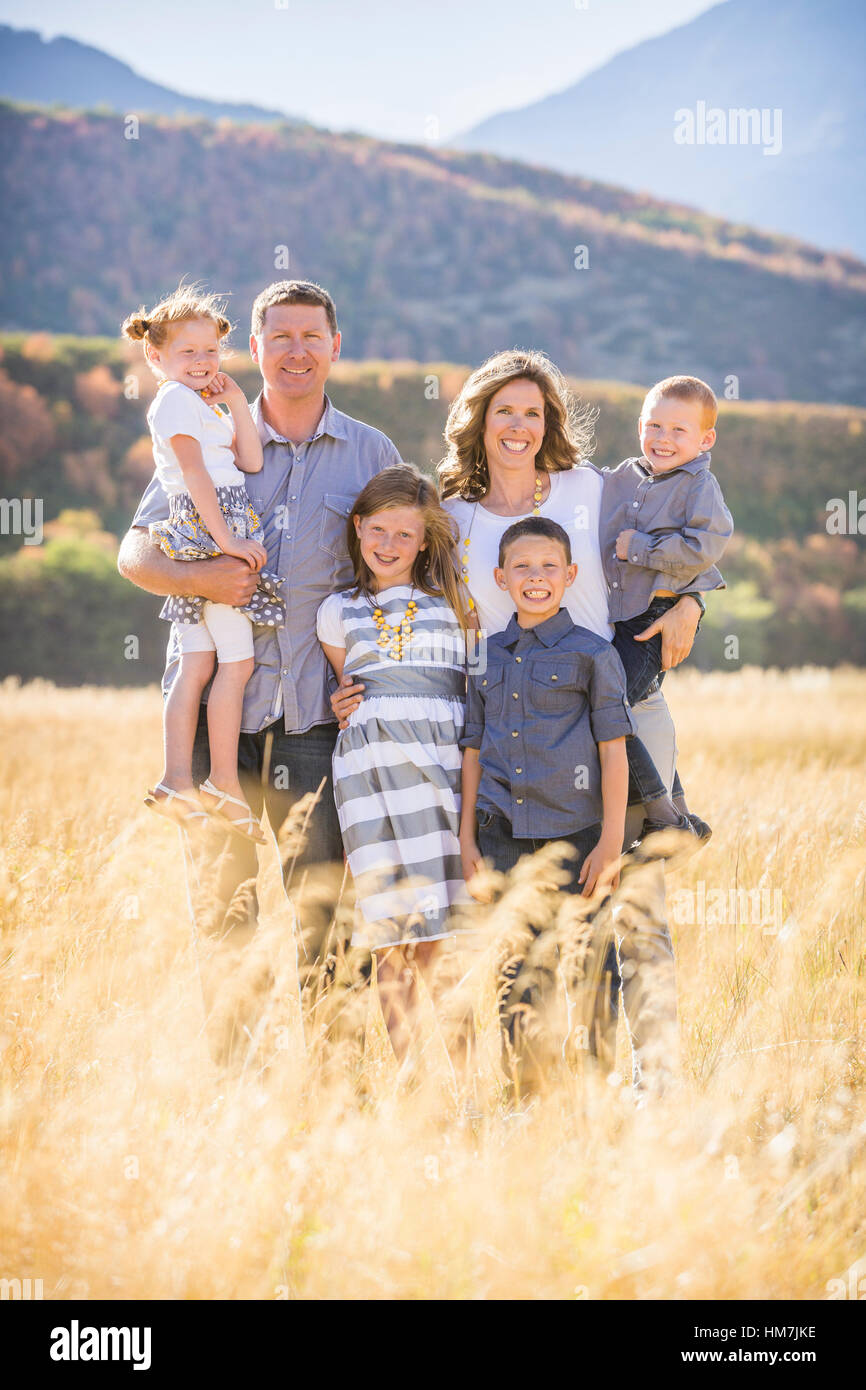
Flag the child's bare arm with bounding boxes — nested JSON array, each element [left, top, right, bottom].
[[320, 642, 346, 684], [171, 434, 266, 570], [204, 373, 264, 474], [578, 737, 628, 897], [459, 748, 486, 898]]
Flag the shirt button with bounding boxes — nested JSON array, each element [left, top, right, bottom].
[[515, 767, 523, 774], [633, 501, 639, 508], [515, 798, 524, 805], [481, 678, 488, 686], [512, 692, 519, 699], [290, 494, 297, 501], [612, 581, 619, 588], [550, 674, 558, 681], [515, 656, 522, 663], [511, 731, 518, 738], [281, 668, 289, 676]]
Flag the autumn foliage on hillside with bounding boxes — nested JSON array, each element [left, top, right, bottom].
[[2, 104, 866, 404], [0, 334, 864, 683]]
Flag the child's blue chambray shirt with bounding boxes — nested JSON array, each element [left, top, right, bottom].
[[459, 609, 635, 838], [600, 451, 734, 622]]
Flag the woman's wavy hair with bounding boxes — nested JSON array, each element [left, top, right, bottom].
[[437, 349, 596, 501], [347, 465, 473, 633], [121, 281, 232, 375]]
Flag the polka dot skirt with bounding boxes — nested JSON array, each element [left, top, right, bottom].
[[149, 484, 286, 629]]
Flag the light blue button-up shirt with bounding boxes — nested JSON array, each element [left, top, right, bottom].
[[132, 392, 403, 733]]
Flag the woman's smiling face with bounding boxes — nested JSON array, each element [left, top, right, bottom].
[[483, 377, 546, 476]]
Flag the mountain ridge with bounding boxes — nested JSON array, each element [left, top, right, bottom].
[[1, 103, 864, 404], [0, 24, 301, 126], [456, 0, 866, 257]]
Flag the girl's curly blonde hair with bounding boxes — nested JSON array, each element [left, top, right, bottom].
[[437, 349, 596, 501]]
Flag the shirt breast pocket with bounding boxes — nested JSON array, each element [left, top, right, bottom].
[[318, 493, 356, 559], [529, 657, 585, 715], [476, 667, 505, 718]]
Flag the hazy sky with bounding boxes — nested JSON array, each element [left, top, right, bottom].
[[0, 0, 720, 141]]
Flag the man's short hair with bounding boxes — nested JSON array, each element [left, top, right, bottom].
[[642, 375, 718, 430], [251, 280, 338, 337], [498, 516, 572, 567]]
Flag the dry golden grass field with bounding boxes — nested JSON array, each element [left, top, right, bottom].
[[1, 668, 864, 1301]]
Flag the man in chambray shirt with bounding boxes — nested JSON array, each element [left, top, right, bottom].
[[118, 281, 401, 1057]]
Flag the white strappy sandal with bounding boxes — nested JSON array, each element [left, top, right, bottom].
[[144, 782, 210, 830], [198, 779, 267, 844]]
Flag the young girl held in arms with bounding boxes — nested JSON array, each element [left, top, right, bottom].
[[123, 285, 285, 842]]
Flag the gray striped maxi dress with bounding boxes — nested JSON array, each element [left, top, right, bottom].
[[320, 584, 470, 950]]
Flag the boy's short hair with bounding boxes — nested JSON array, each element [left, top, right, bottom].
[[498, 516, 572, 567], [642, 375, 718, 430], [251, 280, 338, 337]]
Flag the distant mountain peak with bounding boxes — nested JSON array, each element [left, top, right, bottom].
[[455, 0, 866, 258], [0, 23, 302, 126]]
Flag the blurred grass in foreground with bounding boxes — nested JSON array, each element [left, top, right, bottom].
[[0, 667, 864, 1299]]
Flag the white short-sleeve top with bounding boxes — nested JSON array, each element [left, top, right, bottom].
[[316, 591, 348, 648], [441, 465, 613, 639], [146, 380, 245, 497]]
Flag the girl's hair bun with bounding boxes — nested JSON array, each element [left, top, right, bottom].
[[122, 311, 151, 341], [122, 284, 233, 364]]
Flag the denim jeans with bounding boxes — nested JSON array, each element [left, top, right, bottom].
[[186, 709, 368, 1064], [477, 810, 620, 1083], [614, 596, 679, 807]]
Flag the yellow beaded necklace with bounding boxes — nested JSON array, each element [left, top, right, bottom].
[[460, 473, 545, 611], [372, 590, 418, 661]]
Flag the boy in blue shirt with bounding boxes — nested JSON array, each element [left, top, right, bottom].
[[459, 516, 635, 1074]]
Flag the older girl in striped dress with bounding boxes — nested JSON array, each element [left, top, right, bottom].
[[316, 466, 476, 1062]]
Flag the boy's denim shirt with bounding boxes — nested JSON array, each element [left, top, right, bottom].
[[459, 609, 635, 838], [600, 451, 734, 622]]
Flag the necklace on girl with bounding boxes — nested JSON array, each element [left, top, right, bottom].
[[460, 472, 546, 609], [372, 589, 418, 661]]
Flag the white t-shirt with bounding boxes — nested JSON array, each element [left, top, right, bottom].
[[442, 466, 613, 639], [146, 380, 245, 497]]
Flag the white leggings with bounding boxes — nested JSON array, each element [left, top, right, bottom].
[[175, 602, 254, 664]]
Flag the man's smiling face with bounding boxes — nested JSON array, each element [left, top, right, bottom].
[[250, 303, 341, 401]]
